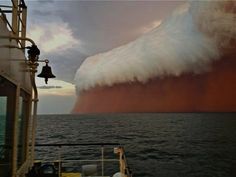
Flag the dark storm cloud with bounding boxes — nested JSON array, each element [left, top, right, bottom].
[[27, 0, 184, 83], [55, 1, 183, 54]]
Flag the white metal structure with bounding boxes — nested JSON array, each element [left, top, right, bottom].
[[0, 1, 36, 177]]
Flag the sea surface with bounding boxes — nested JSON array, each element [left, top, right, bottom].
[[36, 113, 236, 177]]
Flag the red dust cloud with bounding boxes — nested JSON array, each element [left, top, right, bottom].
[[72, 1, 236, 113], [72, 50, 236, 113]]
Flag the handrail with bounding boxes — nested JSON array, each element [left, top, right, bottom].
[[0, 35, 35, 45], [35, 143, 121, 147], [34, 144, 131, 177], [0, 5, 12, 8]]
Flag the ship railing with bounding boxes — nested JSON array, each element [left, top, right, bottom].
[[34, 143, 132, 177], [0, 0, 27, 49]]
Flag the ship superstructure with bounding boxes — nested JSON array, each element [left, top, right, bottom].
[[0, 1, 36, 177]]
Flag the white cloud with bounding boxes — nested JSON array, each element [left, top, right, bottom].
[[140, 20, 162, 34], [28, 22, 79, 54], [75, 0, 236, 91], [36, 79, 75, 96]]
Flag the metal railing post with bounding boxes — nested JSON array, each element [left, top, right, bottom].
[[58, 146, 62, 177], [101, 146, 104, 176], [12, 84, 20, 177], [11, 0, 18, 36], [21, 2, 27, 49]]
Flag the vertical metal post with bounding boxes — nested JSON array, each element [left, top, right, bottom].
[[21, 4, 27, 49], [119, 147, 125, 174], [21, 8, 27, 47], [12, 84, 20, 177], [58, 146, 61, 177], [30, 62, 39, 166], [12, 0, 19, 36], [25, 94, 32, 165], [101, 146, 104, 176], [30, 81, 38, 165]]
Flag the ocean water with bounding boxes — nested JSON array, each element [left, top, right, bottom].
[[36, 113, 236, 177]]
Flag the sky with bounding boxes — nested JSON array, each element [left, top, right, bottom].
[[24, 0, 184, 114]]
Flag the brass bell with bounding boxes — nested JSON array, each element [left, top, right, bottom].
[[37, 60, 56, 84]]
